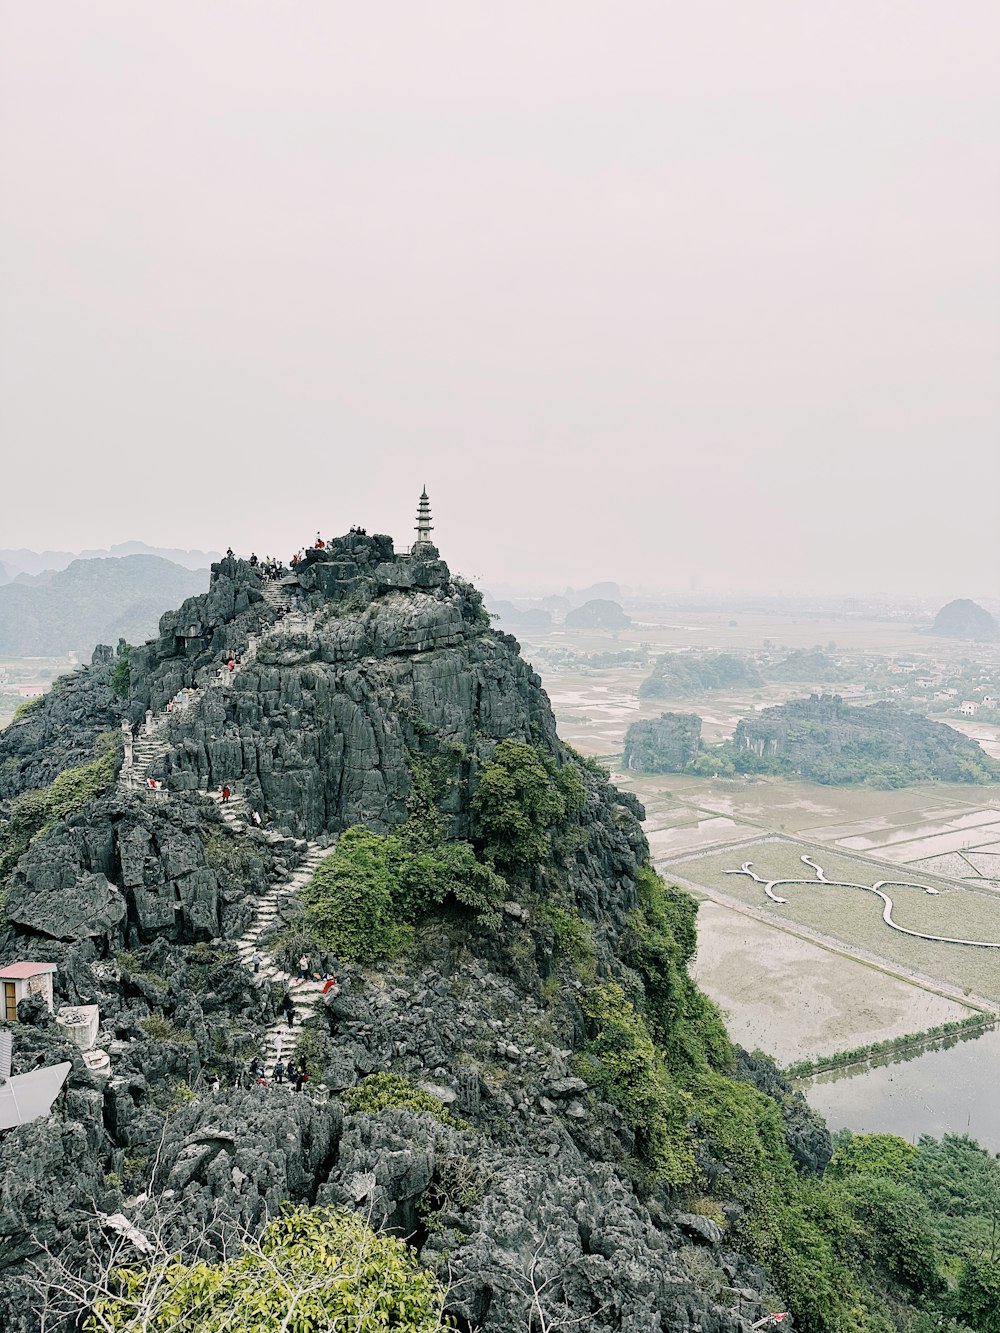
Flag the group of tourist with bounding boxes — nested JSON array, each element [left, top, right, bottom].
[[252, 554, 287, 581], [229, 531, 377, 575], [201, 1064, 310, 1095], [165, 686, 197, 714], [241, 1057, 310, 1093], [225, 548, 287, 580], [295, 954, 339, 989]]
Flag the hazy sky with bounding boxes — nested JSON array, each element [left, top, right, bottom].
[[2, 2, 997, 595]]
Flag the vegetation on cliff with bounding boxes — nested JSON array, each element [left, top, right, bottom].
[[303, 823, 505, 961], [0, 734, 116, 884], [86, 1207, 448, 1333], [623, 711, 704, 773], [729, 694, 998, 786]]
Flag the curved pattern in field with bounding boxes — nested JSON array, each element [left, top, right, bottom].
[[724, 854, 1000, 949]]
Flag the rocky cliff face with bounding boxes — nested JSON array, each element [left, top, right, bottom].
[[0, 532, 835, 1332]]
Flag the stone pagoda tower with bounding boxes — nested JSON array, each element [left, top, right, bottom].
[[412, 487, 435, 555]]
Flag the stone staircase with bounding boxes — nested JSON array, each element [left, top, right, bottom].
[[121, 583, 306, 796], [233, 840, 331, 1073], [209, 789, 252, 830], [121, 718, 175, 792], [261, 579, 297, 613], [118, 585, 335, 1080]]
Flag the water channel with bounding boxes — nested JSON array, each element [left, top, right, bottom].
[[803, 1024, 1000, 1152]]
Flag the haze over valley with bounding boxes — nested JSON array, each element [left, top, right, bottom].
[[3, 2, 1000, 1329]]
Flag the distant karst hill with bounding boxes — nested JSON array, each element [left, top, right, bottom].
[[730, 694, 998, 787], [563, 598, 631, 630], [623, 694, 999, 786], [931, 598, 1000, 642], [484, 598, 553, 631], [0, 555, 209, 656], [639, 651, 762, 699], [0, 540, 220, 580]]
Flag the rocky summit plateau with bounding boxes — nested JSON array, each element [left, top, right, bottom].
[[0, 516, 932, 1332]]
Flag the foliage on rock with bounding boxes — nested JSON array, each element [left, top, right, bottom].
[[471, 739, 584, 870], [341, 1072, 464, 1128], [728, 694, 999, 786], [85, 1206, 449, 1332], [303, 824, 504, 963], [0, 739, 116, 885]]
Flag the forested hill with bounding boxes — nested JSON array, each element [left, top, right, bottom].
[[639, 651, 763, 698], [0, 555, 208, 656], [732, 694, 999, 786], [1, 535, 998, 1332]]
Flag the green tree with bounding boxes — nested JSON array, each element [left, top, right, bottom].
[[110, 643, 131, 698], [954, 1255, 1000, 1332], [303, 824, 504, 963], [471, 739, 583, 869], [85, 1206, 448, 1332], [840, 1174, 941, 1295], [827, 1132, 917, 1185]]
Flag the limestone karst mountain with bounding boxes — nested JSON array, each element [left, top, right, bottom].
[[0, 541, 220, 580], [0, 555, 208, 656], [931, 597, 1000, 641], [0, 519, 953, 1332], [563, 598, 631, 630]]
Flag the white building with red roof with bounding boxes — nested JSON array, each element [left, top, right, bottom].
[[0, 962, 56, 1022]]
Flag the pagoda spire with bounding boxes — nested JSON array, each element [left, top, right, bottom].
[[413, 487, 434, 550]]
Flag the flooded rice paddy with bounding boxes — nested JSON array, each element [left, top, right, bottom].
[[804, 1024, 1000, 1152], [532, 613, 1000, 1143]]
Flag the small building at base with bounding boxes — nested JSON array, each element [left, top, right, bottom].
[[56, 1004, 101, 1051], [1, 962, 56, 1022]]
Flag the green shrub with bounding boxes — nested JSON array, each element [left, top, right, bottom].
[[11, 694, 45, 722], [574, 981, 696, 1187], [303, 824, 505, 963], [293, 1027, 326, 1080], [85, 1206, 449, 1332], [827, 1132, 916, 1184], [839, 1173, 941, 1295], [341, 1072, 464, 1128], [165, 1081, 198, 1113], [624, 868, 732, 1071], [0, 746, 116, 883], [201, 828, 264, 879], [541, 903, 597, 973], [954, 1255, 1000, 1332], [140, 1015, 191, 1045], [110, 647, 131, 699], [471, 739, 584, 870]]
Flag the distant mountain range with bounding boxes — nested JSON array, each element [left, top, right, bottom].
[[0, 541, 221, 583], [0, 555, 209, 656]]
